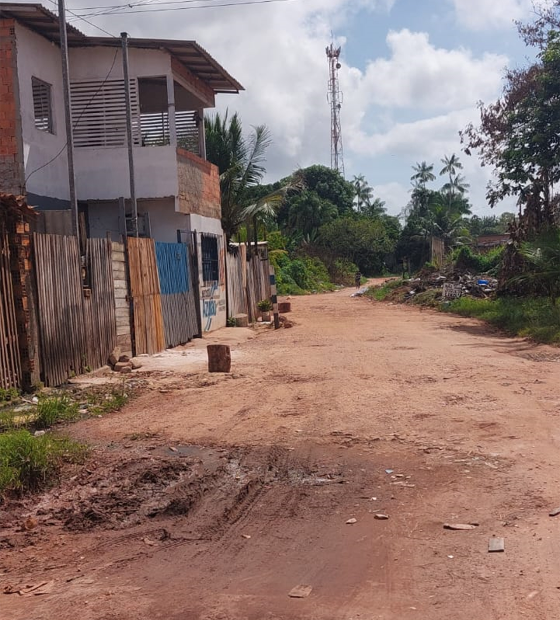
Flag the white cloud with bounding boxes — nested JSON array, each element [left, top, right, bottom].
[[449, 0, 532, 31], [344, 30, 507, 112]]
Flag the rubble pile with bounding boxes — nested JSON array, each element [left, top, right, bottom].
[[405, 268, 498, 301]]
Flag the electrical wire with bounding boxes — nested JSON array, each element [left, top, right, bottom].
[[72, 0, 293, 19], [25, 49, 120, 184], [47, 0, 117, 37], [73, 0, 229, 11]]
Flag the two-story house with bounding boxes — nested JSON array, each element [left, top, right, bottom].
[[0, 2, 242, 331]]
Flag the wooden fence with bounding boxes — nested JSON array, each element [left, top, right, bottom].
[[0, 225, 21, 389], [127, 237, 166, 355], [34, 234, 117, 386], [226, 245, 272, 322], [155, 242, 199, 348]]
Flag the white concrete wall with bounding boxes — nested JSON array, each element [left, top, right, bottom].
[[75, 145, 179, 201], [15, 23, 69, 203]]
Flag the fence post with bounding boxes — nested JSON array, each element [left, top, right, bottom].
[[269, 265, 279, 330]]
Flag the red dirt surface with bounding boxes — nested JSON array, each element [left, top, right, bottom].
[[3, 285, 560, 619]]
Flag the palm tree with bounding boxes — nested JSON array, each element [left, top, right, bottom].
[[411, 162, 436, 188], [352, 174, 374, 211], [205, 111, 287, 244], [514, 229, 560, 304], [440, 153, 463, 181]]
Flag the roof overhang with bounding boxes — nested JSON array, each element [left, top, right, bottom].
[[0, 3, 243, 94]]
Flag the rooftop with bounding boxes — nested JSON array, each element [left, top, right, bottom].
[[0, 2, 243, 94]]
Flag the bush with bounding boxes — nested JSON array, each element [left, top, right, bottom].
[[36, 396, 80, 429], [0, 430, 86, 496], [269, 251, 334, 295], [444, 296, 560, 343], [0, 388, 20, 403], [453, 246, 504, 274]]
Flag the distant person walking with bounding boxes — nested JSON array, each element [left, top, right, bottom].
[[355, 271, 362, 289]]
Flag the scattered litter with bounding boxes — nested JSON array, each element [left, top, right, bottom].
[[289, 585, 313, 599], [4, 581, 55, 596], [549, 507, 560, 517], [527, 591, 540, 600], [34, 430, 46, 437], [488, 537, 505, 553], [241, 534, 251, 539], [168, 447, 178, 452], [374, 514, 389, 520], [346, 518, 357, 525], [448, 555, 454, 559], [444, 523, 478, 531], [142, 537, 157, 546], [385, 469, 394, 474]]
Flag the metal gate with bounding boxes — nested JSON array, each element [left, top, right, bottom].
[[0, 226, 21, 389], [155, 242, 199, 347]]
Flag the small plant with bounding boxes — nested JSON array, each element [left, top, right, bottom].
[[87, 386, 129, 416], [227, 317, 238, 327], [0, 388, 20, 403], [36, 396, 80, 429], [0, 430, 87, 496], [257, 299, 273, 312]]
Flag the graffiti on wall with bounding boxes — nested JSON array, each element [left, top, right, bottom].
[[202, 282, 220, 331]]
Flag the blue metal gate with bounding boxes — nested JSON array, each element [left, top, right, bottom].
[[155, 242, 199, 347]]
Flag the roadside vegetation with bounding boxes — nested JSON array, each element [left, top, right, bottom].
[[0, 385, 130, 500]]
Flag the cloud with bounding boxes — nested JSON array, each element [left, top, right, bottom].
[[344, 30, 507, 112], [449, 0, 532, 31]]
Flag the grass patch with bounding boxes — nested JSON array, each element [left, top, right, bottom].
[[365, 279, 405, 301], [443, 296, 560, 343], [87, 388, 129, 416], [0, 388, 20, 403], [36, 396, 80, 429], [410, 289, 442, 307], [0, 430, 87, 497]]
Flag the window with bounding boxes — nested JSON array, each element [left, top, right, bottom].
[[201, 235, 219, 283], [32, 77, 54, 133]]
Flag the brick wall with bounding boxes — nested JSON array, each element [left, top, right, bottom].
[[0, 19, 23, 195], [176, 148, 221, 220]]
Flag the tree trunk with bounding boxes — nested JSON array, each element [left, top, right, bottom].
[[207, 344, 231, 373]]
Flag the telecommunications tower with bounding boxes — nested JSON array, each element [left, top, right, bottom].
[[326, 43, 344, 176]]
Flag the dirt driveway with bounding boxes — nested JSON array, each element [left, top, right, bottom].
[[3, 286, 560, 620]]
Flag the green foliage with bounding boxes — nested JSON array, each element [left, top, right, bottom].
[[87, 388, 129, 416], [0, 430, 87, 496], [365, 279, 405, 301], [444, 296, 560, 343], [514, 228, 560, 302], [318, 217, 394, 275], [36, 396, 80, 429], [269, 251, 334, 295], [257, 298, 273, 312], [266, 231, 288, 251], [0, 388, 19, 403], [453, 245, 505, 273]]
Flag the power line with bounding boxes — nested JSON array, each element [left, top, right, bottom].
[[72, 0, 225, 11], [46, 0, 117, 37], [25, 49, 120, 183], [71, 0, 293, 19]]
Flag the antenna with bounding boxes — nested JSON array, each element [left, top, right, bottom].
[[326, 42, 344, 177]]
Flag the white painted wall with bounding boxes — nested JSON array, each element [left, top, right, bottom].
[[75, 145, 179, 201], [139, 199, 188, 242], [15, 23, 69, 203], [187, 214, 223, 235]]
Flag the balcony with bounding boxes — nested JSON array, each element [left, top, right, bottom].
[[72, 73, 216, 208]]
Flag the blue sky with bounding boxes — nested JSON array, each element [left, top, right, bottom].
[[15, 0, 545, 215]]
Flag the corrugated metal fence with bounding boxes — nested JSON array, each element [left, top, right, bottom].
[[34, 234, 117, 387], [155, 242, 199, 347], [0, 225, 21, 389]]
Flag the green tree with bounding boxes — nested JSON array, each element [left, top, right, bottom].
[[205, 111, 286, 243], [352, 174, 374, 211]]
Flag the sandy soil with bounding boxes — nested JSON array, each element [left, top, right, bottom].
[[3, 285, 560, 619]]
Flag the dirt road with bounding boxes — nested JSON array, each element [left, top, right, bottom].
[[3, 286, 560, 619]]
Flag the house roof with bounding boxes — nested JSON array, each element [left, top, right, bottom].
[[0, 3, 243, 94]]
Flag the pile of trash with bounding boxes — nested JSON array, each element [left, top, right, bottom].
[[405, 269, 498, 301]]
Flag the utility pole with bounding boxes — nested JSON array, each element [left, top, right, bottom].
[[326, 43, 345, 177], [58, 0, 79, 243], [121, 32, 138, 237]]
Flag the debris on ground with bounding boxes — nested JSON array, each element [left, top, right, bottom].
[[288, 585, 313, 599], [488, 537, 505, 553], [346, 518, 357, 524], [444, 523, 478, 530], [374, 513, 389, 520], [549, 507, 560, 517]]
